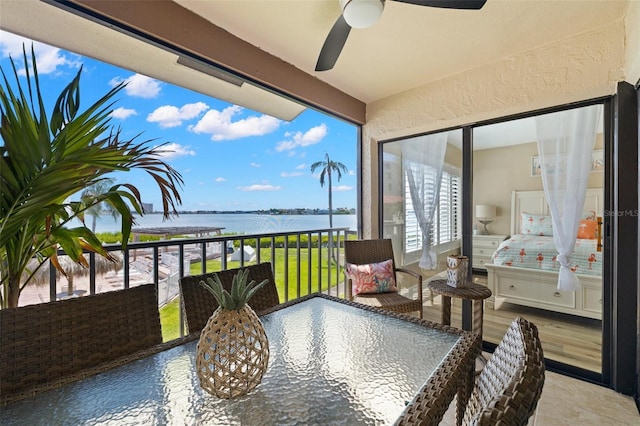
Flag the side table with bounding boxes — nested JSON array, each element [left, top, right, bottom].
[[427, 279, 493, 372], [426, 279, 492, 336]]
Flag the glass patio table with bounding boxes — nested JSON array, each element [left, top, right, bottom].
[[0, 294, 479, 425]]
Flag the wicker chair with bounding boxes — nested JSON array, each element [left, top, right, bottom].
[[179, 262, 280, 333], [462, 317, 545, 425], [0, 284, 162, 404], [344, 239, 424, 319]]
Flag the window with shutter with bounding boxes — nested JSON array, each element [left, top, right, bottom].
[[404, 165, 461, 252]]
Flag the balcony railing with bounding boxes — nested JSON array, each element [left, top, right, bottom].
[[22, 227, 354, 339]]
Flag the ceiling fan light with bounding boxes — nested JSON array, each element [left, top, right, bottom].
[[340, 0, 384, 29]]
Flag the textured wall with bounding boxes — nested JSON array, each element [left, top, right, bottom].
[[473, 139, 604, 236], [361, 21, 628, 238], [625, 0, 640, 84]]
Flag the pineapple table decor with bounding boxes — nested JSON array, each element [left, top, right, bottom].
[[196, 269, 270, 399]]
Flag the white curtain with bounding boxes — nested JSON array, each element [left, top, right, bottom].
[[402, 133, 448, 269], [535, 105, 601, 291]]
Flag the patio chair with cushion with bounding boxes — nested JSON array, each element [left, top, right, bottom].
[[461, 316, 545, 425], [0, 284, 163, 404], [344, 239, 424, 319], [179, 262, 280, 333]]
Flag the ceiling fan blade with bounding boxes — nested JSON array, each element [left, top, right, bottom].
[[392, 0, 487, 10], [315, 15, 352, 72]]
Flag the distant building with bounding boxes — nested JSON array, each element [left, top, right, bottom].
[[141, 203, 153, 214]]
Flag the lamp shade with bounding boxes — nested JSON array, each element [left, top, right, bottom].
[[476, 204, 496, 219], [340, 0, 385, 29]]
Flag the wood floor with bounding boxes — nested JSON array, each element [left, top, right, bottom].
[[422, 274, 602, 373]]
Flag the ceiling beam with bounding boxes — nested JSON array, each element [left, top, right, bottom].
[[57, 0, 366, 124]]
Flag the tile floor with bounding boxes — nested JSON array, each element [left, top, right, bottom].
[[440, 365, 639, 425]]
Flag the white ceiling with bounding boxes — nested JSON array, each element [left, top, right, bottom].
[[1, 0, 621, 148], [176, 0, 628, 103]]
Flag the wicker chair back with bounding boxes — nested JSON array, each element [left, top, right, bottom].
[[179, 262, 279, 333], [0, 284, 162, 403], [462, 316, 545, 425]]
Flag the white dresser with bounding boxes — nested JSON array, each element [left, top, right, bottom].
[[472, 234, 508, 271]]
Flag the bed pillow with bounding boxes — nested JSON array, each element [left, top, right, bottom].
[[577, 219, 598, 239], [345, 259, 397, 296], [520, 212, 553, 236]]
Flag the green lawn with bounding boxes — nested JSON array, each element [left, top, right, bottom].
[[189, 247, 345, 302], [159, 297, 181, 342], [159, 247, 346, 341]]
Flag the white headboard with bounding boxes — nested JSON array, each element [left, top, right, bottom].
[[510, 189, 603, 236]]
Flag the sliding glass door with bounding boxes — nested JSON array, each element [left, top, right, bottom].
[[472, 104, 605, 375], [380, 101, 609, 379], [380, 129, 463, 321]]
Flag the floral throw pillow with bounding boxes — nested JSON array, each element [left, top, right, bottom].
[[520, 212, 553, 236], [346, 259, 397, 296]]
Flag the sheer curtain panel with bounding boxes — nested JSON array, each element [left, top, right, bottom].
[[535, 105, 601, 291], [402, 133, 448, 269]]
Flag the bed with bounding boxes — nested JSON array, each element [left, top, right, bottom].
[[485, 189, 603, 320]]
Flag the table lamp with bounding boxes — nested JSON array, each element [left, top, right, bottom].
[[476, 204, 497, 235]]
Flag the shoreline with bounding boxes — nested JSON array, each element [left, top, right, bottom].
[[76, 212, 357, 235]]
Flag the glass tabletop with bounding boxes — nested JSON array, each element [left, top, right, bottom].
[[1, 297, 461, 425]]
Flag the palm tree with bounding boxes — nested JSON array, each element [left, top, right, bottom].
[[0, 46, 183, 308], [82, 178, 119, 232], [311, 153, 348, 228]]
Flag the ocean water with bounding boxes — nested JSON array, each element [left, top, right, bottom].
[[81, 213, 357, 235]]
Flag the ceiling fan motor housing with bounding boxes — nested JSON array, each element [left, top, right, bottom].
[[340, 0, 385, 29]]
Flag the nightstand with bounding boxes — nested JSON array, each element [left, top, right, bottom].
[[472, 234, 508, 270]]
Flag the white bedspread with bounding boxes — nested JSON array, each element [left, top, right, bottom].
[[491, 234, 602, 276]]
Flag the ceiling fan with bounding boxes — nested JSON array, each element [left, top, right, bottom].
[[315, 0, 487, 71]]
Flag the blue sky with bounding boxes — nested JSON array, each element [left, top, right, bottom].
[[0, 31, 358, 212]]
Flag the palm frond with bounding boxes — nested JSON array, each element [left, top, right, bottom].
[[0, 44, 184, 308]]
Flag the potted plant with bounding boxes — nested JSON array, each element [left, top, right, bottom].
[[0, 46, 183, 308]]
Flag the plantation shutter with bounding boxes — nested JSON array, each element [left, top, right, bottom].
[[435, 172, 461, 245], [405, 168, 461, 250]]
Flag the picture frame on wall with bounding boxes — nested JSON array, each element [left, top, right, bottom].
[[531, 149, 603, 176], [531, 155, 542, 176]]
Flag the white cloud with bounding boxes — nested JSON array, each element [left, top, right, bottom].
[[215, 177, 227, 182], [333, 185, 353, 192], [296, 163, 307, 170], [348, 170, 355, 176], [276, 141, 296, 151], [110, 107, 137, 120], [147, 102, 208, 128], [275, 123, 328, 152], [153, 142, 196, 160], [281, 172, 304, 177], [190, 105, 280, 141], [250, 162, 261, 168], [237, 184, 281, 192], [0, 31, 81, 75], [110, 74, 162, 98]]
